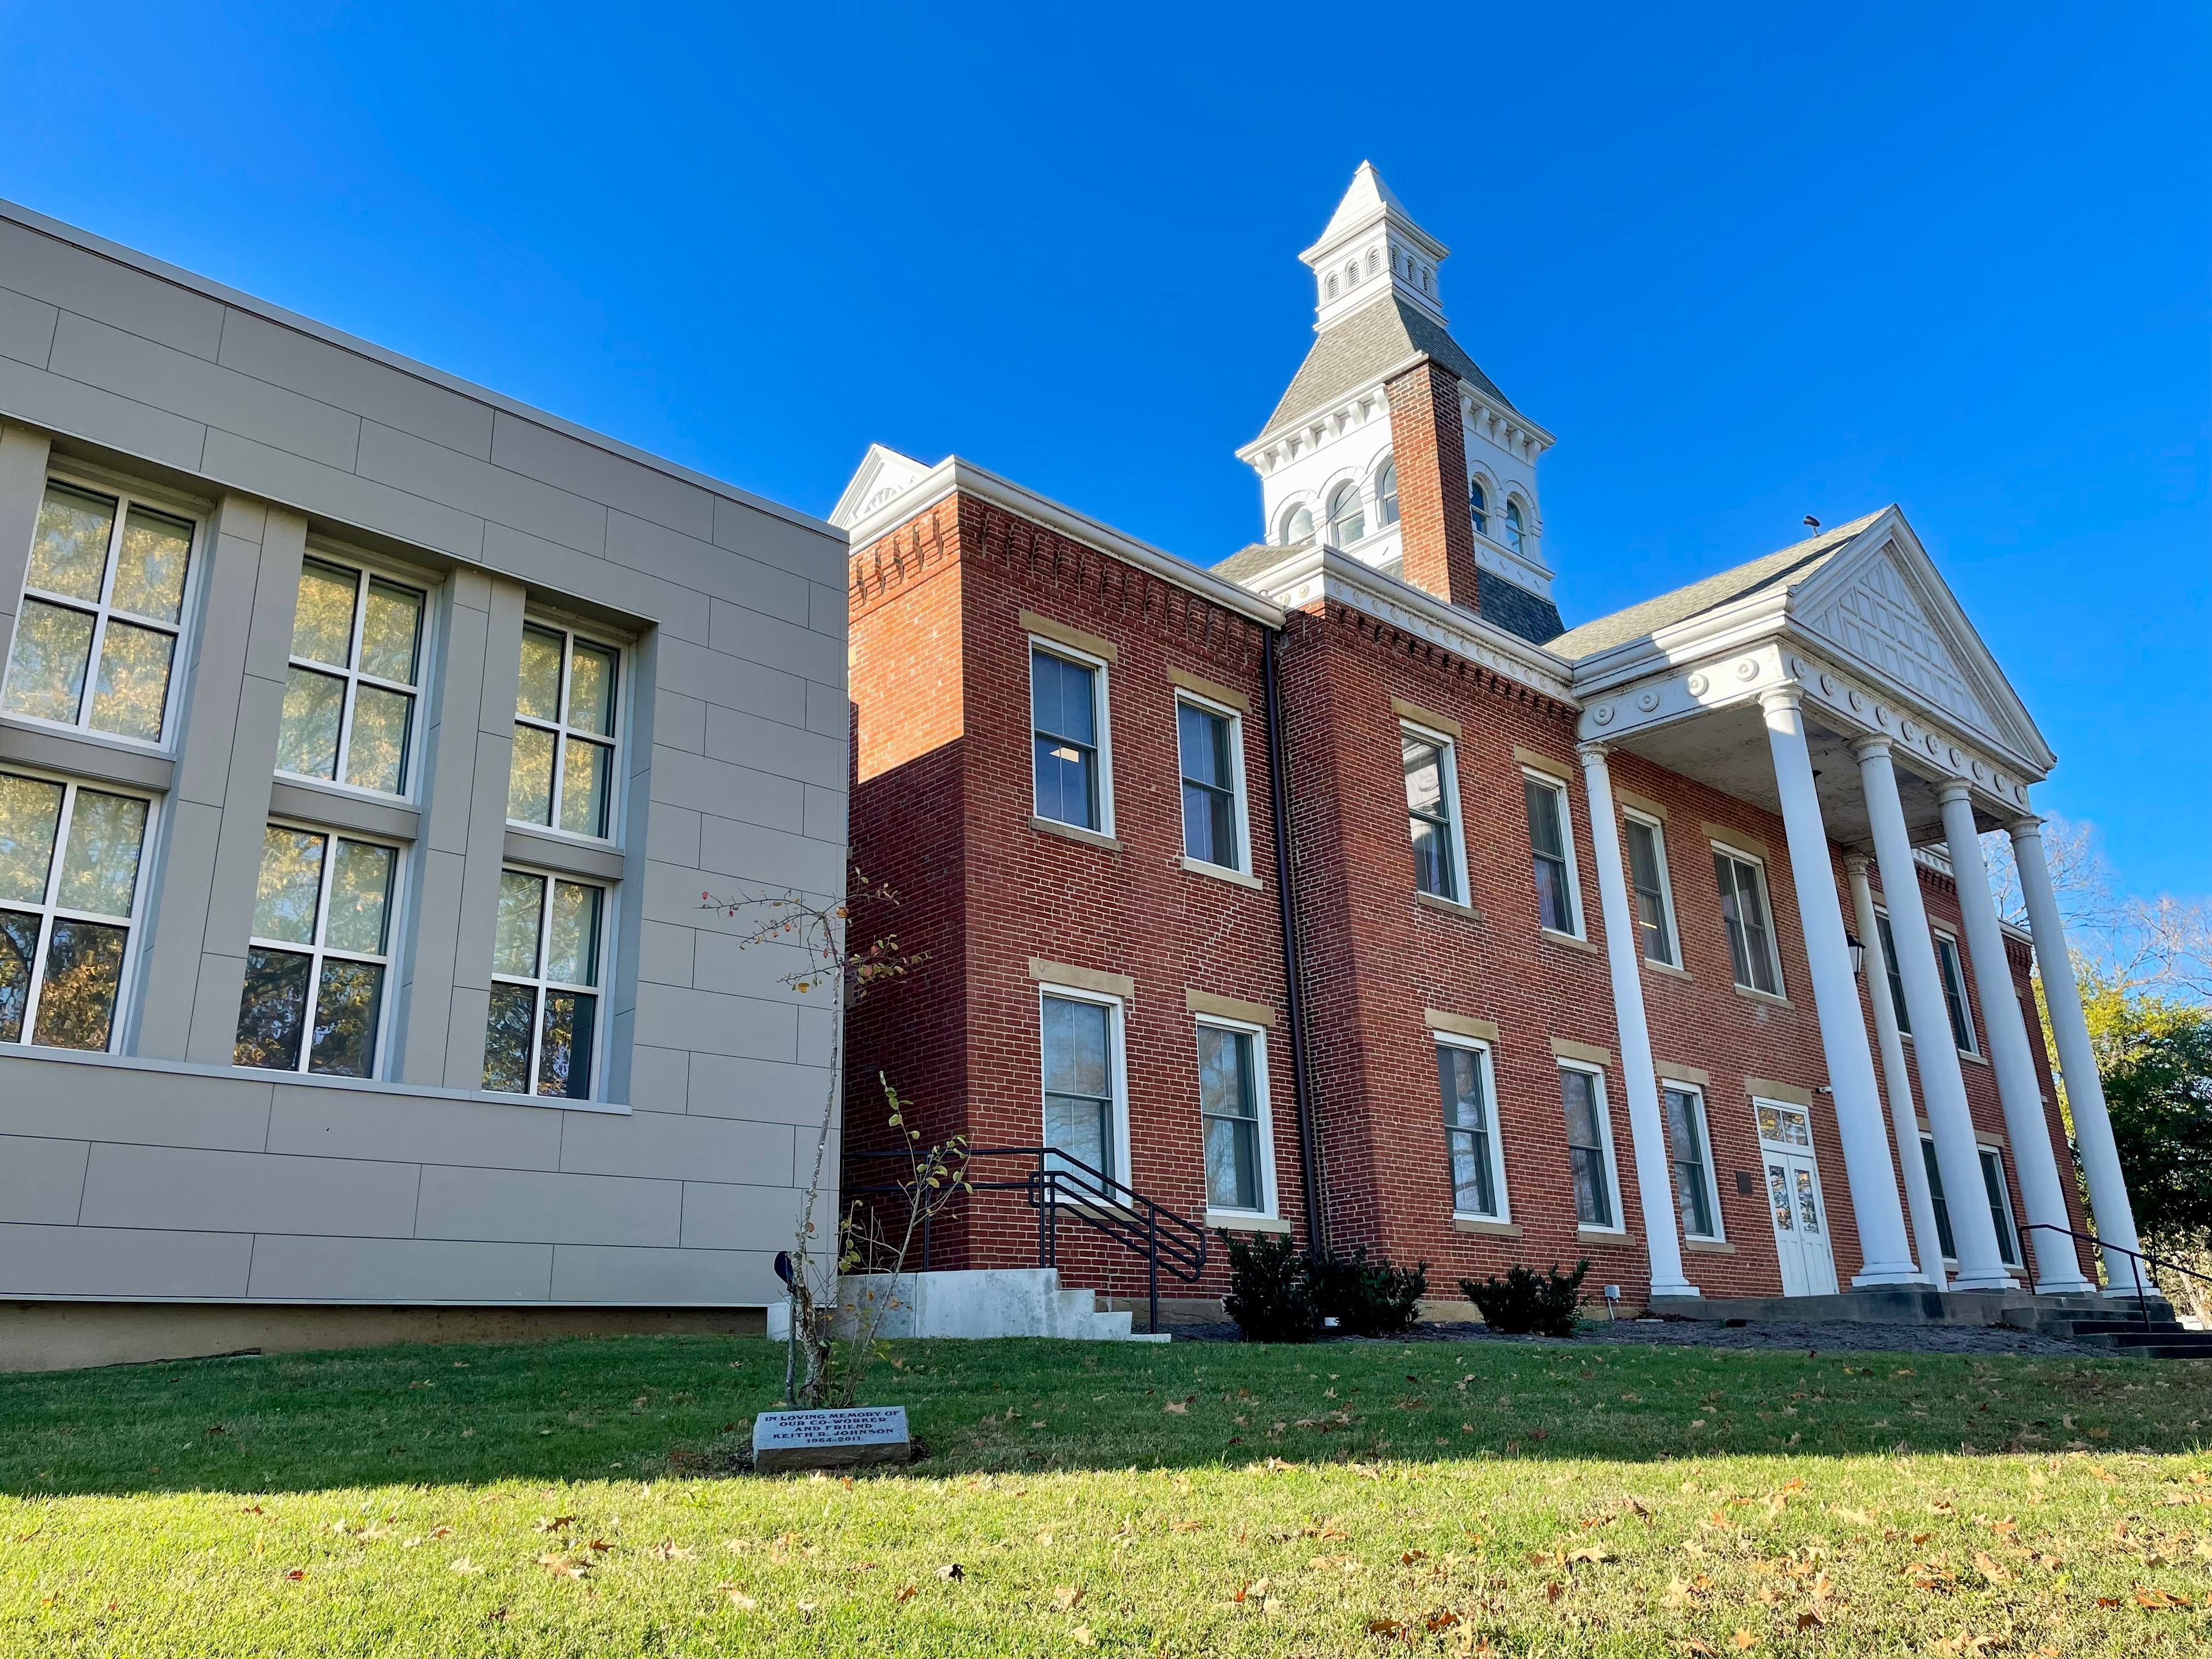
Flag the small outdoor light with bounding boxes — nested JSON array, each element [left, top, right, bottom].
[[1845, 932, 1866, 977]]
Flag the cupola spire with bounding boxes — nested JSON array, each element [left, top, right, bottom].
[[1300, 161, 1449, 331]]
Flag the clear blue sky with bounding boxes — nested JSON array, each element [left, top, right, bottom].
[[2, 3, 2205, 896]]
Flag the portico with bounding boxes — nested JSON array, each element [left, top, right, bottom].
[[1553, 507, 2116, 1301]]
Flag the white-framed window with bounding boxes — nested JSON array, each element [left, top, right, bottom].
[[1523, 771, 1582, 937], [1661, 1080, 1722, 1240], [1559, 1062, 1622, 1230], [1714, 844, 1783, 996], [1622, 811, 1678, 965], [1978, 1146, 2019, 1267], [1279, 503, 1314, 546], [0, 767, 154, 1052], [1437, 1035, 1507, 1220], [233, 821, 401, 1078], [1030, 641, 1112, 834], [277, 553, 429, 798], [1327, 481, 1365, 547], [1374, 457, 1400, 528], [1196, 1013, 1275, 1216], [484, 866, 607, 1100], [2, 476, 197, 747], [1468, 478, 1489, 536], [1039, 984, 1127, 1185], [508, 622, 622, 840], [1933, 933, 1978, 1055], [1176, 693, 1248, 873], [1402, 722, 1466, 903], [1918, 1135, 1957, 1260], [1503, 498, 1527, 554], [1876, 910, 1912, 1037]]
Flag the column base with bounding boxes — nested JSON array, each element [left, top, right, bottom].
[[1651, 1279, 1700, 1300], [2032, 1273, 2096, 1296], [1949, 1268, 2020, 1292], [1850, 1262, 1932, 1289]]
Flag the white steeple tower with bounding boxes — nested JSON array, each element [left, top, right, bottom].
[[1300, 161, 1449, 331]]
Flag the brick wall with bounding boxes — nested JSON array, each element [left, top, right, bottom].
[[1385, 362, 1483, 611]]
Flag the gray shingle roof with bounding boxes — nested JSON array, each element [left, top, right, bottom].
[[1544, 509, 1890, 660], [1211, 541, 1299, 585], [1257, 295, 1516, 442]]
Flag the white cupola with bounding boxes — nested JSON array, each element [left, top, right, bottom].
[[1301, 161, 1449, 332]]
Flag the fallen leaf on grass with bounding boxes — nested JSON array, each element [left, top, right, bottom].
[[538, 1552, 589, 1580], [1732, 1630, 1757, 1650], [449, 1558, 480, 1575], [893, 1584, 916, 1603], [285, 1569, 307, 1581], [1368, 1618, 1403, 1636], [722, 1586, 757, 1610], [937, 1562, 964, 1581], [1796, 1611, 1824, 1630], [1071, 1626, 1094, 1647], [1052, 1585, 1085, 1610], [1567, 1545, 1611, 1565], [2134, 1586, 2192, 1609], [533, 1516, 575, 1533], [1831, 1506, 1877, 1526], [1163, 1401, 1189, 1415], [1972, 1551, 2010, 1584], [1680, 1642, 1718, 1658], [1544, 1581, 1565, 1603], [647, 1540, 694, 1562]]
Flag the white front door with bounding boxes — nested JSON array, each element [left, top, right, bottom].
[[1755, 1101, 1838, 1297]]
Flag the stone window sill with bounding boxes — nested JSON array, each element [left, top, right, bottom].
[[1641, 956, 1692, 980], [1542, 928, 1597, 954], [1032, 815, 1121, 852], [1207, 1210, 1290, 1234], [1181, 855, 1261, 891], [1576, 1226, 1639, 1247], [1683, 1237, 1736, 1255], [1415, 891, 1482, 922], [1957, 1048, 1990, 1067], [1732, 983, 1791, 1009], [1452, 1215, 1523, 1237]]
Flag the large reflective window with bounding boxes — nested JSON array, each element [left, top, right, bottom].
[[0, 770, 151, 1053], [482, 868, 604, 1100], [234, 823, 398, 1078], [1, 482, 193, 743], [274, 556, 426, 797]]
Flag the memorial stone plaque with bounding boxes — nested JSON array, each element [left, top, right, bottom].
[[751, 1406, 911, 1474]]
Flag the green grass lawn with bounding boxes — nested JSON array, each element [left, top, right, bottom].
[[2, 1334, 2209, 1656]]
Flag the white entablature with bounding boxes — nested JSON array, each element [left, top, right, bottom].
[[1569, 507, 2055, 828]]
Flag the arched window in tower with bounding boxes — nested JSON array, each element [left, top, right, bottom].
[[1504, 499, 1526, 554], [1469, 479, 1489, 536], [1366, 248, 1380, 276], [1346, 262, 1360, 288], [1327, 483, 1365, 547], [1375, 458, 1399, 528], [1325, 274, 1339, 300], [1281, 503, 1315, 546]]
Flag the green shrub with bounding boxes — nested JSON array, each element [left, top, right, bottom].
[[1312, 1246, 1429, 1336], [1459, 1260, 1590, 1338], [1221, 1231, 1321, 1343]]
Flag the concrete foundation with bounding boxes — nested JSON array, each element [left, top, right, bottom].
[[793, 1268, 1169, 1341], [1648, 1287, 2115, 1329], [0, 1301, 767, 1374]]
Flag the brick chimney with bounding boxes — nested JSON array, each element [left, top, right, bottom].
[[1385, 360, 1482, 613]]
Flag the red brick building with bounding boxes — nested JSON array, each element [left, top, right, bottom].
[[830, 166, 2141, 1319]]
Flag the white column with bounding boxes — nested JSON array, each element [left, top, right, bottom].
[[1760, 690, 1922, 1286], [1846, 851, 1947, 1286], [1578, 743, 1698, 1300], [1937, 785, 2093, 1292], [2011, 814, 2142, 1294], [1853, 736, 2014, 1288]]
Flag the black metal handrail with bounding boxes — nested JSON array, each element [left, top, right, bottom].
[[844, 1145, 1209, 1334], [2022, 1222, 2212, 1334]]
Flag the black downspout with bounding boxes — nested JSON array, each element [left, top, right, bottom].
[[1263, 626, 1325, 1257]]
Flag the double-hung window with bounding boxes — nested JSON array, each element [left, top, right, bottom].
[[1031, 646, 1105, 832], [484, 869, 605, 1099], [1524, 773, 1580, 935], [1437, 1037, 1505, 1219], [1177, 696, 1243, 871], [2, 480, 194, 744], [1560, 1065, 1619, 1229], [1468, 479, 1489, 537], [509, 623, 620, 839], [1374, 458, 1400, 528], [1197, 1017, 1269, 1214], [1662, 1082, 1721, 1239], [1876, 911, 1911, 1035], [234, 824, 399, 1077], [1403, 726, 1461, 902], [277, 556, 427, 797], [1920, 1137, 1957, 1260], [1623, 813, 1676, 965], [1040, 989, 1120, 1183], [1978, 1147, 2019, 1267], [1714, 847, 1782, 995], [1934, 934, 1978, 1055], [0, 770, 151, 1051]]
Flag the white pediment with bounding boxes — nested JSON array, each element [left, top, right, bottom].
[[830, 444, 931, 532], [1797, 545, 1995, 737]]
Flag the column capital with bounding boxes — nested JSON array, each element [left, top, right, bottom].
[[1757, 683, 1804, 716], [1849, 732, 1893, 762], [1934, 778, 1974, 807], [1575, 739, 1612, 766], [2006, 813, 2047, 843], [1842, 849, 1873, 875]]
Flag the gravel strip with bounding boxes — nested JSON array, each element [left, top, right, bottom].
[[1171, 1317, 2091, 1356]]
